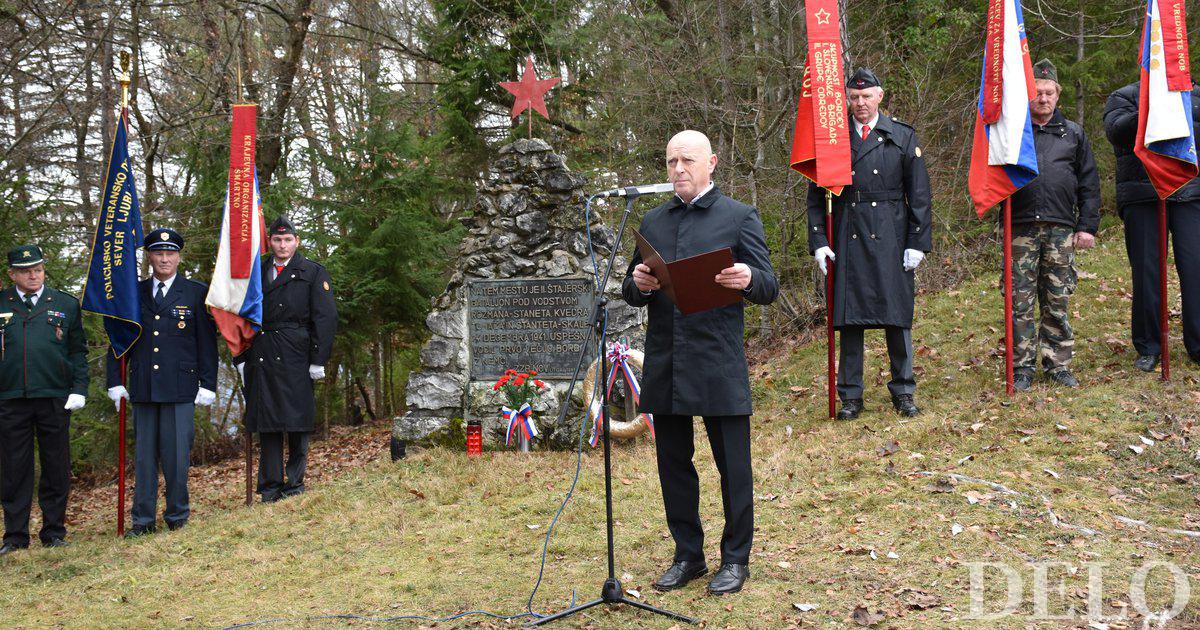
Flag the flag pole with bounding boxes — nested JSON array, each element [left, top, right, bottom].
[[825, 189, 836, 419], [1159, 198, 1170, 381], [1003, 198, 1015, 396], [234, 63, 255, 507], [116, 51, 132, 538]]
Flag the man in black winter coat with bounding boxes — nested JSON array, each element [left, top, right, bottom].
[[623, 129, 778, 596], [807, 68, 932, 420], [236, 216, 337, 502], [1104, 80, 1200, 371], [1007, 60, 1101, 391]]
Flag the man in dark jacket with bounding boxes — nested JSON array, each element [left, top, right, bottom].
[[807, 68, 932, 420], [237, 216, 336, 502], [1008, 60, 1101, 391], [106, 228, 218, 536], [1104, 80, 1200, 371], [623, 129, 778, 595], [0, 245, 88, 554]]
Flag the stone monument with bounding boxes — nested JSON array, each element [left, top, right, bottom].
[[395, 139, 645, 447]]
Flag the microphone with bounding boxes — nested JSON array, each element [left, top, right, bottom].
[[594, 182, 675, 198]]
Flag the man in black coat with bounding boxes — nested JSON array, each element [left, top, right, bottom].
[[807, 68, 932, 420], [106, 228, 218, 536], [1007, 60, 1101, 391], [236, 216, 337, 502], [1103, 80, 1200, 371], [623, 129, 779, 595]]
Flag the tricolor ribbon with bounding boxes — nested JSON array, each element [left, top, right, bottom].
[[589, 341, 655, 448], [502, 403, 538, 446]]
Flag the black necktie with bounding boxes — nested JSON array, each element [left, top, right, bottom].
[[23, 293, 34, 310], [155, 283, 166, 306]]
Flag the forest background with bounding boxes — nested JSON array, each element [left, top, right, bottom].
[[0, 0, 1176, 476]]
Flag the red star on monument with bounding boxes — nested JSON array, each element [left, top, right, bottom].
[[499, 55, 561, 122]]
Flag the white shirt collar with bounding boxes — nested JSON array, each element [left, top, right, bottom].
[[677, 181, 715, 206], [854, 113, 880, 138], [21, 286, 45, 305], [153, 274, 177, 295]]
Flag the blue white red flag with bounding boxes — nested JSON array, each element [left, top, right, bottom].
[[206, 104, 267, 356], [968, 0, 1039, 216], [1134, 0, 1197, 200]]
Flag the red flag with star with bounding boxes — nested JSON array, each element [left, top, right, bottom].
[[499, 55, 560, 120], [789, 0, 852, 195]]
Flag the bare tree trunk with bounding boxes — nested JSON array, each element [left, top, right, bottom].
[[1075, 2, 1085, 124], [257, 0, 315, 187]]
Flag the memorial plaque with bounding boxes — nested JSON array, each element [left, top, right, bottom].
[[468, 277, 593, 379]]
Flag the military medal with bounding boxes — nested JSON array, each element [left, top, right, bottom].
[[55, 326, 63, 341], [178, 321, 186, 330]]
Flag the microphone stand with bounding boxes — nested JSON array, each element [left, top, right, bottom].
[[529, 191, 698, 626]]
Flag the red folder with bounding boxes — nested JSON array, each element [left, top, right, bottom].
[[634, 230, 743, 315]]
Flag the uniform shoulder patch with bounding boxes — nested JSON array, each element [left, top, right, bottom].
[[323, 280, 330, 291], [914, 146, 922, 158]]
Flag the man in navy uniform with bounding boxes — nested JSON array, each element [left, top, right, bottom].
[[0, 245, 88, 554], [107, 228, 218, 537], [237, 216, 336, 503], [808, 68, 933, 419]]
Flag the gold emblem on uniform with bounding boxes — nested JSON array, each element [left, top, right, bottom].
[[178, 321, 186, 329], [55, 326, 63, 341], [914, 146, 922, 158], [161, 232, 170, 240], [21, 251, 29, 258], [323, 280, 330, 291]]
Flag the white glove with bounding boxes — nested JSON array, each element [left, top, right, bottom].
[[309, 365, 325, 380], [107, 386, 130, 411], [814, 246, 836, 275], [903, 249, 925, 271], [194, 387, 216, 407], [64, 394, 86, 411], [236, 363, 245, 383]]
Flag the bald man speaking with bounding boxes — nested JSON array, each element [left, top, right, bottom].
[[622, 130, 778, 595]]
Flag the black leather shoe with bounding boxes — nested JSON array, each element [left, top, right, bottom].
[[706, 563, 749, 595], [1135, 354, 1160, 372], [1047, 369, 1078, 388], [281, 485, 305, 498], [261, 493, 283, 504], [836, 399, 863, 420], [123, 525, 156, 539], [891, 394, 920, 417], [652, 560, 708, 592], [1013, 369, 1034, 391], [0, 542, 27, 556], [43, 538, 69, 548], [166, 520, 186, 532]]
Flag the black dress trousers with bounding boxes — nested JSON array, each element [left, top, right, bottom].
[[1122, 200, 1200, 358], [653, 414, 753, 565], [0, 398, 71, 546]]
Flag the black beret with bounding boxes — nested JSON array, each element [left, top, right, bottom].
[[269, 215, 297, 236], [847, 68, 882, 90]]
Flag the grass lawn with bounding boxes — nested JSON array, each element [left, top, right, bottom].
[[2, 228, 1197, 629]]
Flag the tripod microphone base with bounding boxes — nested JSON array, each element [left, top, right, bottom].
[[526, 578, 700, 626]]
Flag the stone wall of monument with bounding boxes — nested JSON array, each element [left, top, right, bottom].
[[394, 139, 645, 447]]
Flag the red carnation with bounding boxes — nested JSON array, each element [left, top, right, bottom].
[[514, 376, 527, 387], [534, 379, 546, 388]]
